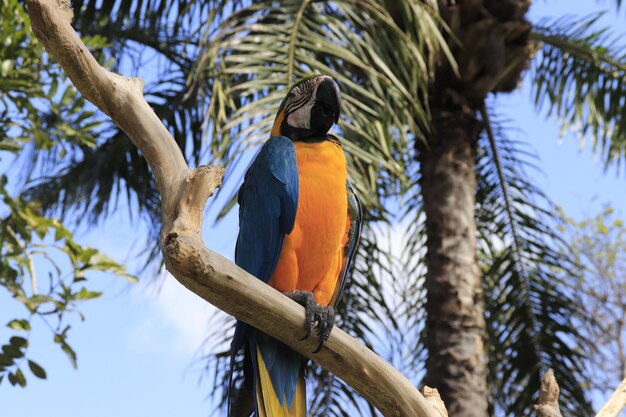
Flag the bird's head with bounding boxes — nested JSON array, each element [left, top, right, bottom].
[[271, 75, 341, 141]]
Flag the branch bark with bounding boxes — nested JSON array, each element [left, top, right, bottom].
[[25, 1, 444, 416], [596, 377, 626, 417], [422, 386, 448, 417], [534, 369, 563, 417], [533, 369, 626, 417]]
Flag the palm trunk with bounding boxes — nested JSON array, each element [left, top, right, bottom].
[[418, 103, 487, 417], [413, 1, 531, 414]]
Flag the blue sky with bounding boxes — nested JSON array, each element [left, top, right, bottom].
[[2, 1, 626, 416]]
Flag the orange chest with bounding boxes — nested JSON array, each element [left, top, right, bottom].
[[291, 141, 348, 248], [269, 140, 349, 303]]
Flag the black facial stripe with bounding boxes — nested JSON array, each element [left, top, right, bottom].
[[287, 93, 309, 111], [284, 78, 315, 114], [294, 78, 313, 94], [285, 89, 313, 115]]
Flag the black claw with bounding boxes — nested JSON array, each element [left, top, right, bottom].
[[312, 306, 334, 353], [284, 291, 315, 340], [284, 290, 335, 353]]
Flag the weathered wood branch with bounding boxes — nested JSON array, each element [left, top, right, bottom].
[[534, 369, 563, 417], [422, 386, 448, 417], [25, 1, 444, 416], [534, 370, 626, 417], [596, 377, 626, 417]]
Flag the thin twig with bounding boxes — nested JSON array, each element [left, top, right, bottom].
[[6, 225, 38, 295]]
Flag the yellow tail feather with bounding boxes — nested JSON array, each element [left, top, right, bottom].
[[256, 346, 306, 417]]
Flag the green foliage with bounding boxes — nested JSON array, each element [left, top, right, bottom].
[[23, 0, 211, 237], [194, 0, 451, 215], [532, 14, 626, 171], [476, 110, 592, 416], [0, 0, 137, 388], [0, 174, 137, 388], [0, 0, 107, 157], [559, 205, 626, 396]]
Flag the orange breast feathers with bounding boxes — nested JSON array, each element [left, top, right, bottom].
[[269, 140, 349, 306]]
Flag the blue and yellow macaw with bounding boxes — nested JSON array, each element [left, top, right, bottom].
[[228, 75, 362, 417]]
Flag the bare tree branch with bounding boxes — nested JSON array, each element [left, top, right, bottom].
[[596, 377, 626, 417], [534, 369, 563, 417], [532, 366, 626, 417], [422, 386, 448, 417], [24, 1, 444, 416]]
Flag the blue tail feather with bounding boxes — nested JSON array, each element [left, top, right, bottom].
[[256, 332, 303, 407]]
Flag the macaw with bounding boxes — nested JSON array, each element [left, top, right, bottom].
[[228, 75, 362, 417]]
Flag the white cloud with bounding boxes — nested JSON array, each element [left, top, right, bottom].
[[127, 274, 220, 358]]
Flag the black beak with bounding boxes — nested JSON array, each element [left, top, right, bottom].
[[315, 77, 341, 124]]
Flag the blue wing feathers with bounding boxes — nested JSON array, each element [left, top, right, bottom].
[[230, 136, 301, 414], [256, 334, 302, 406], [345, 181, 362, 277], [234, 136, 298, 283]]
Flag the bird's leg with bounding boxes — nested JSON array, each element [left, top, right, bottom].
[[283, 290, 335, 353]]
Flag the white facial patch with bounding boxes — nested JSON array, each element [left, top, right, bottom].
[[283, 77, 324, 130], [286, 101, 314, 129]]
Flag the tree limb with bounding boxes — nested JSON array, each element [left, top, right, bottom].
[[596, 377, 626, 417], [534, 369, 563, 417], [25, 1, 444, 416], [533, 369, 626, 417], [421, 386, 448, 417]]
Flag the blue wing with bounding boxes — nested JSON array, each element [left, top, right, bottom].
[[234, 136, 299, 282], [229, 136, 299, 412], [232, 135, 298, 351]]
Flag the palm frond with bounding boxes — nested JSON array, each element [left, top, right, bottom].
[[72, 0, 211, 38], [600, 0, 624, 10], [531, 13, 626, 171], [396, 165, 428, 387], [476, 108, 593, 417], [194, 0, 452, 215]]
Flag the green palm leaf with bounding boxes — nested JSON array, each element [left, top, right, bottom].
[[532, 13, 626, 170], [476, 108, 593, 417], [71, 0, 211, 36], [193, 0, 452, 211]]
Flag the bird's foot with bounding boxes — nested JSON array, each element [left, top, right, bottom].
[[283, 290, 334, 353]]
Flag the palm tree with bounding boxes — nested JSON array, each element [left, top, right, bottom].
[[18, 0, 626, 416], [191, 1, 626, 416]]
